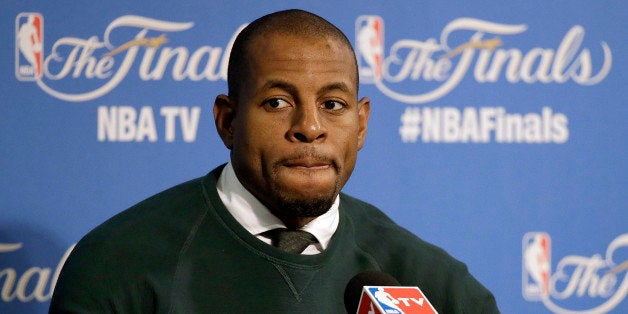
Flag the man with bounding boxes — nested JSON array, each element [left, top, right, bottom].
[[50, 9, 498, 313]]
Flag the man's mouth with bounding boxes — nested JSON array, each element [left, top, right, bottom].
[[279, 148, 338, 172], [283, 158, 332, 170]]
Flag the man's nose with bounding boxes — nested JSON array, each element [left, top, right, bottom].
[[287, 104, 327, 143]]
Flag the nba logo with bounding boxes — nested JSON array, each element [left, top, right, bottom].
[[522, 232, 551, 301], [355, 15, 384, 83], [15, 12, 44, 81], [357, 286, 438, 314]]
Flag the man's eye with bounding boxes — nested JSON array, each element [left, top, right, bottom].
[[322, 100, 344, 111], [264, 98, 290, 110]]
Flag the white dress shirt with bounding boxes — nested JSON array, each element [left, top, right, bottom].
[[216, 162, 339, 255]]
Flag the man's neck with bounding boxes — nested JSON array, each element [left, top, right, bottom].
[[278, 216, 316, 229]]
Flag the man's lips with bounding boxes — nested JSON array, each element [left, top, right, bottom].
[[277, 148, 338, 172], [282, 158, 332, 170]]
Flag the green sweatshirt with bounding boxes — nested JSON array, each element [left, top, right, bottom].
[[50, 166, 498, 313]]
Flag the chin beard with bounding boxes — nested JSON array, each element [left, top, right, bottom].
[[263, 149, 344, 222], [269, 193, 336, 221]]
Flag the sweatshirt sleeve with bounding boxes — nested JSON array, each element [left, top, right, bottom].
[[49, 242, 118, 313], [443, 262, 500, 314]]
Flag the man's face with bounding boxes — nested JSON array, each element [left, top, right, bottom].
[[216, 32, 370, 226]]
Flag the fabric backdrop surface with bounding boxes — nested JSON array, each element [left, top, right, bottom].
[[1, 1, 626, 313]]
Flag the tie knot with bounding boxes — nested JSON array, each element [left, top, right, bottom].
[[264, 228, 318, 254]]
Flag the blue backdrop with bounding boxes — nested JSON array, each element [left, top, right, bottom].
[[2, 1, 626, 313]]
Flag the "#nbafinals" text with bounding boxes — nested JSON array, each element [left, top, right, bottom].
[[97, 106, 200, 142], [399, 106, 568, 144]]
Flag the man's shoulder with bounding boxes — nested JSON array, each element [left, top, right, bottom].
[[69, 172, 219, 269], [50, 169, 225, 312], [339, 194, 498, 312], [87, 176, 207, 242], [341, 193, 413, 234], [339, 193, 463, 274], [341, 194, 440, 246]]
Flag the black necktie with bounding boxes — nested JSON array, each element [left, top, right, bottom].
[[264, 228, 318, 253]]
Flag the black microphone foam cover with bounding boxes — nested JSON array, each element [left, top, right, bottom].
[[344, 271, 401, 313]]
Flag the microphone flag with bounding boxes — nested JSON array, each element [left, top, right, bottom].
[[356, 286, 438, 314]]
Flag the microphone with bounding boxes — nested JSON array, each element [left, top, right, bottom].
[[344, 271, 438, 314], [344, 271, 400, 313]]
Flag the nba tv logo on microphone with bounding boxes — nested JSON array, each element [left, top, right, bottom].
[[15, 12, 43, 81], [357, 286, 438, 314]]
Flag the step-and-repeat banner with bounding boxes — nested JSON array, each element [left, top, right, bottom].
[[2, 1, 626, 313]]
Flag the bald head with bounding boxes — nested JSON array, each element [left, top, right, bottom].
[[227, 9, 358, 99]]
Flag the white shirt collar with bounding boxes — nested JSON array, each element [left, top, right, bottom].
[[216, 162, 339, 253]]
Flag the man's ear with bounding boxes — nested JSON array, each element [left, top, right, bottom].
[[214, 94, 236, 150], [357, 97, 371, 150]]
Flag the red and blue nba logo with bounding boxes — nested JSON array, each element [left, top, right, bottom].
[[15, 12, 44, 81], [522, 232, 551, 301], [357, 286, 438, 314], [355, 15, 384, 83]]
